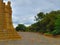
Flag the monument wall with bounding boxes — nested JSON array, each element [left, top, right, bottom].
[[0, 0, 21, 40]]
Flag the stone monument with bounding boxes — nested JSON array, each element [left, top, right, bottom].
[[0, 0, 21, 40]]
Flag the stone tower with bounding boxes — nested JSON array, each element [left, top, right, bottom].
[[0, 0, 21, 40]]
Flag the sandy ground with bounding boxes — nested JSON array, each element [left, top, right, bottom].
[[0, 32, 60, 45]]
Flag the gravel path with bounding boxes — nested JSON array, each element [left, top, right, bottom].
[[0, 32, 60, 45]]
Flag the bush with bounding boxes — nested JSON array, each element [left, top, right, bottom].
[[52, 30, 60, 36]]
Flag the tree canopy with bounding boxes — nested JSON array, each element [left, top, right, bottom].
[[15, 24, 26, 31]]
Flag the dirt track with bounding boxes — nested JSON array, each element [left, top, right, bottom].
[[0, 32, 60, 45]]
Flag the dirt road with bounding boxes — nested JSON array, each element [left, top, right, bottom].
[[0, 32, 60, 45]]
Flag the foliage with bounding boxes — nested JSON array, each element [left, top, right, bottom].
[[15, 24, 26, 31], [52, 14, 60, 35], [28, 10, 60, 35], [35, 12, 45, 21]]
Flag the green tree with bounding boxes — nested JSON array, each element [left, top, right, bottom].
[[16, 24, 26, 31], [52, 14, 60, 35], [35, 12, 45, 21], [33, 10, 60, 33], [30, 22, 41, 32]]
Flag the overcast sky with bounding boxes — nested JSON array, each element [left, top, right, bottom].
[[4, 0, 60, 27]]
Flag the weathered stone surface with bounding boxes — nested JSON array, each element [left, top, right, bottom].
[[0, 0, 21, 40]]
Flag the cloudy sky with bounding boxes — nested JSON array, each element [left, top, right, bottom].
[[4, 0, 60, 27]]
